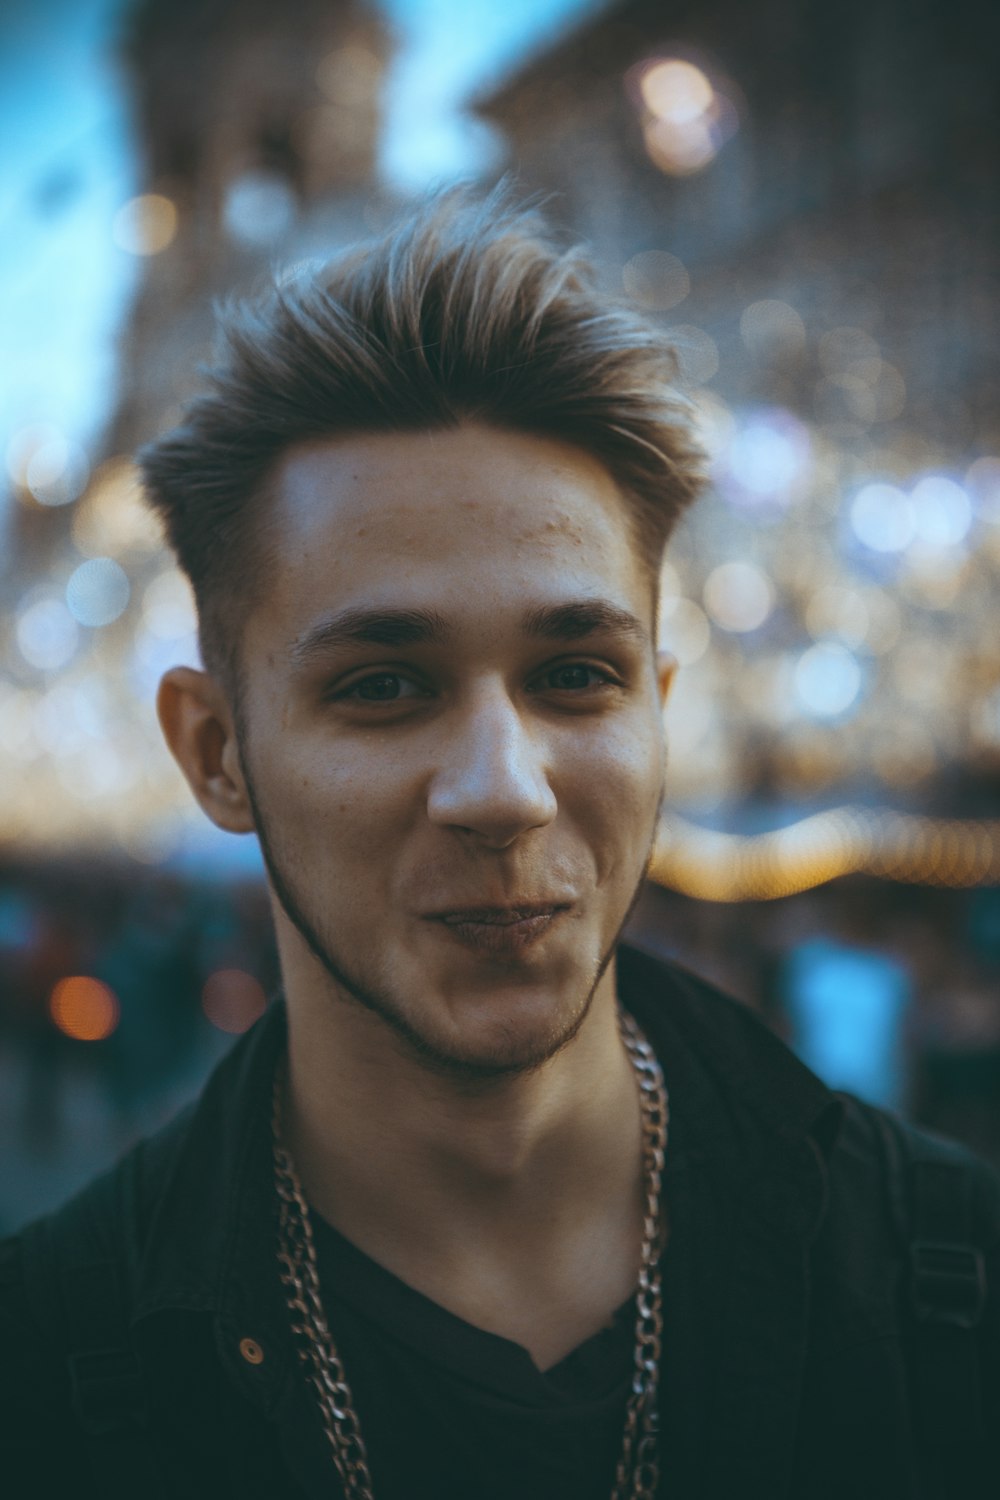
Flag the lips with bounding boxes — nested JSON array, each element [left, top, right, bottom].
[[426, 903, 569, 955], [438, 905, 564, 925]]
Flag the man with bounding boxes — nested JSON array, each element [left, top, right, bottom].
[[1, 193, 997, 1499]]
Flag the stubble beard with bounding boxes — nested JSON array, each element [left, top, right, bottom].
[[241, 755, 662, 1082]]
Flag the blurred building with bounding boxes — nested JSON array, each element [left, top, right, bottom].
[[477, 0, 1000, 448], [2, 0, 1000, 883], [112, 0, 388, 454], [1, 0, 391, 858], [476, 0, 1000, 821]]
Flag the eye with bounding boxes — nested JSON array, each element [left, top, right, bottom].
[[339, 672, 425, 702], [536, 663, 613, 692]]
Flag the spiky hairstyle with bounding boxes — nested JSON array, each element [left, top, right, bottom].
[[140, 188, 705, 690]]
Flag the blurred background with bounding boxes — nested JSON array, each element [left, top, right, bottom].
[[2, 0, 999, 1232]]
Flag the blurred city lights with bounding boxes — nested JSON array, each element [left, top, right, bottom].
[[723, 408, 811, 506], [16, 598, 79, 672], [622, 249, 689, 310], [0, 688, 36, 759], [652, 809, 1000, 903], [703, 560, 773, 633], [49, 976, 120, 1041], [202, 969, 268, 1034], [857, 587, 901, 653], [66, 557, 131, 627], [849, 482, 914, 552], [33, 677, 107, 755], [739, 300, 807, 363], [908, 475, 973, 547], [632, 56, 738, 176], [794, 641, 863, 718], [223, 170, 297, 249], [640, 58, 713, 121], [658, 596, 711, 665], [71, 456, 163, 558], [112, 194, 178, 256], [804, 585, 870, 648], [57, 739, 132, 800], [966, 456, 1000, 522], [25, 435, 90, 507], [6, 424, 88, 506]]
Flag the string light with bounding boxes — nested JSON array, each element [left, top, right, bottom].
[[651, 809, 1000, 901]]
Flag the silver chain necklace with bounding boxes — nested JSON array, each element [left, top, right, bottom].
[[272, 1007, 668, 1500]]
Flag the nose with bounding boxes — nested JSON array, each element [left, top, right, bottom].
[[426, 685, 557, 847]]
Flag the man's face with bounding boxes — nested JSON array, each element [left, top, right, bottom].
[[236, 423, 672, 1075]]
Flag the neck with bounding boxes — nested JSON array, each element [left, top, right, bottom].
[[283, 959, 638, 1228], [277, 950, 649, 1370]]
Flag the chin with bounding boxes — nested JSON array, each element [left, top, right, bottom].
[[385, 981, 595, 1081]]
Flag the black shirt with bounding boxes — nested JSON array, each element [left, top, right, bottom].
[[312, 1214, 638, 1498], [3, 945, 999, 1500]]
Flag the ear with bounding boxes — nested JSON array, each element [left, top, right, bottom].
[[157, 667, 255, 834], [655, 650, 678, 711]]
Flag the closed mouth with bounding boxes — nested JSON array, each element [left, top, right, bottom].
[[434, 905, 567, 925], [425, 904, 570, 953]]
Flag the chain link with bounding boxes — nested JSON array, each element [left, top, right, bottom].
[[273, 1006, 668, 1500]]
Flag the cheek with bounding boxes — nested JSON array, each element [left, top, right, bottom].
[[261, 736, 420, 851], [582, 708, 664, 798], [562, 713, 665, 863]]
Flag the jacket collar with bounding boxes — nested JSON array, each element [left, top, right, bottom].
[[618, 946, 844, 1493], [130, 944, 844, 1447], [133, 996, 298, 1414]]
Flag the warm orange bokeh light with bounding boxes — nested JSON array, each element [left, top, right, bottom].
[[49, 976, 120, 1041], [202, 969, 267, 1035]]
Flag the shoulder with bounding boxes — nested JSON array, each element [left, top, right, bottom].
[[0, 1110, 194, 1434], [825, 1092, 1000, 1253], [0, 1233, 95, 1491]]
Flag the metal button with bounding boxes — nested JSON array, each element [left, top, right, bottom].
[[239, 1336, 265, 1365]]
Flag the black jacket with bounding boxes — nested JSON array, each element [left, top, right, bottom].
[[2, 945, 998, 1498]]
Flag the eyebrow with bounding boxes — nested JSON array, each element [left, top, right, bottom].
[[289, 598, 648, 667], [290, 607, 448, 666], [522, 600, 649, 645]]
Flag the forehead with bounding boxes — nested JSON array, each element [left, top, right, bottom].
[[252, 424, 651, 644]]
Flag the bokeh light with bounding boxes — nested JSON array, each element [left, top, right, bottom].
[[112, 194, 178, 255], [26, 435, 90, 507], [640, 58, 714, 121], [49, 976, 120, 1041], [202, 969, 268, 1035], [909, 475, 972, 547], [849, 482, 914, 552], [633, 56, 738, 176], [739, 300, 807, 363], [223, 171, 296, 248], [16, 598, 79, 671], [794, 642, 863, 718], [703, 560, 773, 633], [622, 249, 689, 310], [723, 408, 811, 508], [66, 558, 131, 627]]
